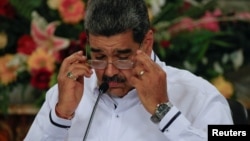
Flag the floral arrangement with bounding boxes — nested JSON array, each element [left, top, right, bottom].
[[0, 0, 250, 113], [0, 0, 88, 113], [146, 0, 250, 99]]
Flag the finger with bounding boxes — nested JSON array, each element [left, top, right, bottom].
[[129, 67, 148, 88], [58, 61, 93, 82], [65, 62, 92, 80], [132, 65, 147, 78], [134, 50, 158, 72], [63, 51, 87, 67], [60, 52, 88, 72], [67, 64, 93, 80], [128, 75, 143, 88]]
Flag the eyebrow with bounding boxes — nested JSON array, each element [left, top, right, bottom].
[[90, 47, 133, 54]]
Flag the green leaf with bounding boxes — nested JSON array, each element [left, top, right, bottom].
[[0, 86, 10, 115], [9, 0, 43, 20], [158, 47, 167, 59], [211, 40, 234, 48], [151, 0, 183, 25]]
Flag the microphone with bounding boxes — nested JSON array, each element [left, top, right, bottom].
[[83, 82, 109, 141], [98, 82, 109, 94]]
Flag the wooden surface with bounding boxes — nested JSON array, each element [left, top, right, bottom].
[[0, 104, 39, 141], [8, 104, 39, 115]]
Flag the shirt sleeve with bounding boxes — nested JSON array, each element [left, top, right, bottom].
[[158, 66, 234, 141], [158, 106, 207, 141], [24, 85, 72, 141]]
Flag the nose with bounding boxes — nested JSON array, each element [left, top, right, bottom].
[[104, 62, 119, 77]]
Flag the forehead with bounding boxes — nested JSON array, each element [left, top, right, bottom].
[[88, 31, 138, 51]]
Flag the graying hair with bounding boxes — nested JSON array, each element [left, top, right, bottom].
[[84, 0, 150, 43]]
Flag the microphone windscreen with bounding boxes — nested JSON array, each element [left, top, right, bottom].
[[99, 82, 109, 93]]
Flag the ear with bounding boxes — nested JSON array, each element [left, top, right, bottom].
[[141, 30, 154, 56]]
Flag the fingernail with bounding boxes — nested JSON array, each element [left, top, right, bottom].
[[137, 50, 142, 54]]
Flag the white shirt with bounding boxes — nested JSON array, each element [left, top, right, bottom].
[[24, 53, 233, 141]]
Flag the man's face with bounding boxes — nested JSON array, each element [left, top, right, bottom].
[[88, 31, 140, 97]]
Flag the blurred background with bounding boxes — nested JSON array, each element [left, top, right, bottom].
[[0, 0, 250, 140]]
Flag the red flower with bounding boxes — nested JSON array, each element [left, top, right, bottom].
[[235, 12, 250, 20], [59, 40, 84, 61], [160, 40, 171, 48], [58, 32, 87, 61], [79, 32, 87, 46], [17, 35, 37, 55], [178, 1, 191, 14], [30, 68, 52, 90], [168, 17, 195, 35], [198, 11, 220, 32], [58, 0, 85, 24], [0, 0, 16, 18]]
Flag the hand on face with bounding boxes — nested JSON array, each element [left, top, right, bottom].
[[129, 50, 168, 115], [56, 51, 93, 117]]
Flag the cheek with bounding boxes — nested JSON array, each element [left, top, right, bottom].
[[121, 70, 133, 79]]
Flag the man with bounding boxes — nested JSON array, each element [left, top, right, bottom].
[[24, 0, 233, 140]]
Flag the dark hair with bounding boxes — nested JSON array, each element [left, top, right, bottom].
[[84, 0, 150, 43]]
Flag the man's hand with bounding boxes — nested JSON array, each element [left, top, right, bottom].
[[129, 50, 168, 115], [56, 51, 93, 118]]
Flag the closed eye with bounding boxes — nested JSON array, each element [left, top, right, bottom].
[[117, 56, 130, 60], [94, 54, 106, 60]]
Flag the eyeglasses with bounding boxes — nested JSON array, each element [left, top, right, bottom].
[[88, 60, 134, 70], [86, 42, 142, 70]]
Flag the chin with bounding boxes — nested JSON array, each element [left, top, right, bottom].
[[108, 88, 130, 97]]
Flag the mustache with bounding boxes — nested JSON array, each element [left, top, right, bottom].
[[102, 74, 126, 83]]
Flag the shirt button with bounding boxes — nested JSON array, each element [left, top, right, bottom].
[[116, 115, 119, 118]]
